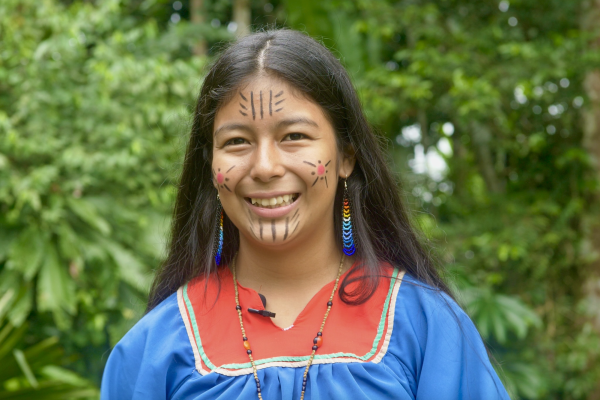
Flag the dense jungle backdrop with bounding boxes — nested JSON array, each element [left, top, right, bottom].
[[2, 0, 600, 398]]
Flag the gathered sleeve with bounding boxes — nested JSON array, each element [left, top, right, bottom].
[[100, 292, 196, 400], [389, 275, 511, 400]]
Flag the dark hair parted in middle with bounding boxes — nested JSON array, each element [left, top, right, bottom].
[[147, 29, 456, 311]]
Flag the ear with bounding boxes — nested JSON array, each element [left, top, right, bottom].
[[339, 145, 356, 179], [211, 167, 219, 190]]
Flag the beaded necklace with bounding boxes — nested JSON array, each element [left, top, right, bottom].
[[232, 253, 345, 400]]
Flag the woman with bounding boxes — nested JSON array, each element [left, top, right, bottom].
[[101, 29, 511, 399]]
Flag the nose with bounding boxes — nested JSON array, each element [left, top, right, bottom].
[[250, 140, 285, 182]]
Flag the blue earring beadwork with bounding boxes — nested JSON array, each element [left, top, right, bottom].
[[342, 179, 356, 256], [215, 195, 224, 266]]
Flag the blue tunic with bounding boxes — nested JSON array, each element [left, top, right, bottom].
[[101, 271, 511, 399]]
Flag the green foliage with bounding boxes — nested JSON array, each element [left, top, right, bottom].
[[284, 0, 600, 398], [0, 0, 229, 384], [2, 0, 599, 398], [0, 289, 98, 398]]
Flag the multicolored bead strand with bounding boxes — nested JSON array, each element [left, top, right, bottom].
[[215, 197, 224, 266], [232, 253, 345, 400], [342, 179, 356, 256]]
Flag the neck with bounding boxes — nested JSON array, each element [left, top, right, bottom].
[[234, 227, 344, 293]]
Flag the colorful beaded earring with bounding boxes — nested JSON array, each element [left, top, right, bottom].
[[342, 178, 356, 256], [215, 195, 224, 266]]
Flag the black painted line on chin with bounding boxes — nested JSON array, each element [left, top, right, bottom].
[[303, 161, 316, 167], [251, 91, 256, 120], [259, 219, 263, 239], [283, 217, 289, 240], [291, 209, 300, 222], [291, 221, 300, 235], [269, 90, 272, 116], [247, 209, 256, 230], [271, 220, 276, 242]]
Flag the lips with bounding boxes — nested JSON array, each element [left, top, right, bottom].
[[244, 193, 300, 219], [247, 194, 299, 209]]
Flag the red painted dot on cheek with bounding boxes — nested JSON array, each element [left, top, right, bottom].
[[317, 165, 325, 175], [217, 173, 224, 184]]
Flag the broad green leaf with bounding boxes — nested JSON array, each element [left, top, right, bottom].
[[6, 287, 32, 328], [7, 228, 45, 281], [66, 197, 111, 236], [101, 239, 151, 293], [13, 349, 38, 388], [37, 244, 76, 316]]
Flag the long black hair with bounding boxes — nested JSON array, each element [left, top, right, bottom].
[[147, 29, 456, 310]]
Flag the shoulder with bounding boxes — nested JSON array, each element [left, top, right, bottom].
[[101, 292, 196, 400], [396, 273, 470, 333], [386, 272, 511, 399], [392, 272, 481, 353]]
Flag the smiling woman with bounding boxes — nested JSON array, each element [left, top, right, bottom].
[[100, 30, 511, 400]]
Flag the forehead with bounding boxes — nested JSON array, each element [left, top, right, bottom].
[[213, 75, 332, 133]]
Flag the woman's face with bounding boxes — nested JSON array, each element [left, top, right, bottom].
[[212, 75, 354, 248]]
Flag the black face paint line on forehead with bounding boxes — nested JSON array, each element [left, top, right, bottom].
[[213, 165, 236, 192], [238, 90, 286, 119], [239, 92, 248, 117], [274, 90, 285, 112], [303, 159, 331, 188]]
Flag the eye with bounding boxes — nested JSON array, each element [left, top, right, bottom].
[[224, 137, 249, 146], [283, 133, 307, 141]]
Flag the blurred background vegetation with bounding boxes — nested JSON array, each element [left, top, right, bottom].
[[1, 0, 600, 398]]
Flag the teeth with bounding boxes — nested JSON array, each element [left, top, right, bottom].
[[250, 194, 297, 209]]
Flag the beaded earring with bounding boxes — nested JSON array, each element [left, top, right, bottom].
[[215, 195, 224, 266], [342, 178, 356, 256]]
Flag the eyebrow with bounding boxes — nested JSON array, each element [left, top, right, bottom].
[[213, 117, 319, 137], [213, 123, 254, 138], [276, 117, 319, 130]]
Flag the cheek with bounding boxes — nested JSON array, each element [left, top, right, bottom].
[[212, 164, 242, 192], [300, 158, 333, 189]]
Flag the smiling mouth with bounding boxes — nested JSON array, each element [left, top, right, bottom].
[[246, 194, 299, 209]]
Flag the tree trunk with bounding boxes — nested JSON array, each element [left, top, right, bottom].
[[470, 121, 504, 194], [581, 2, 600, 399], [190, 0, 206, 56], [233, 0, 251, 37]]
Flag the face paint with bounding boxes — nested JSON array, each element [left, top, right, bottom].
[[246, 206, 301, 243], [239, 90, 286, 120], [304, 160, 331, 188], [213, 165, 236, 192], [213, 76, 349, 250]]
